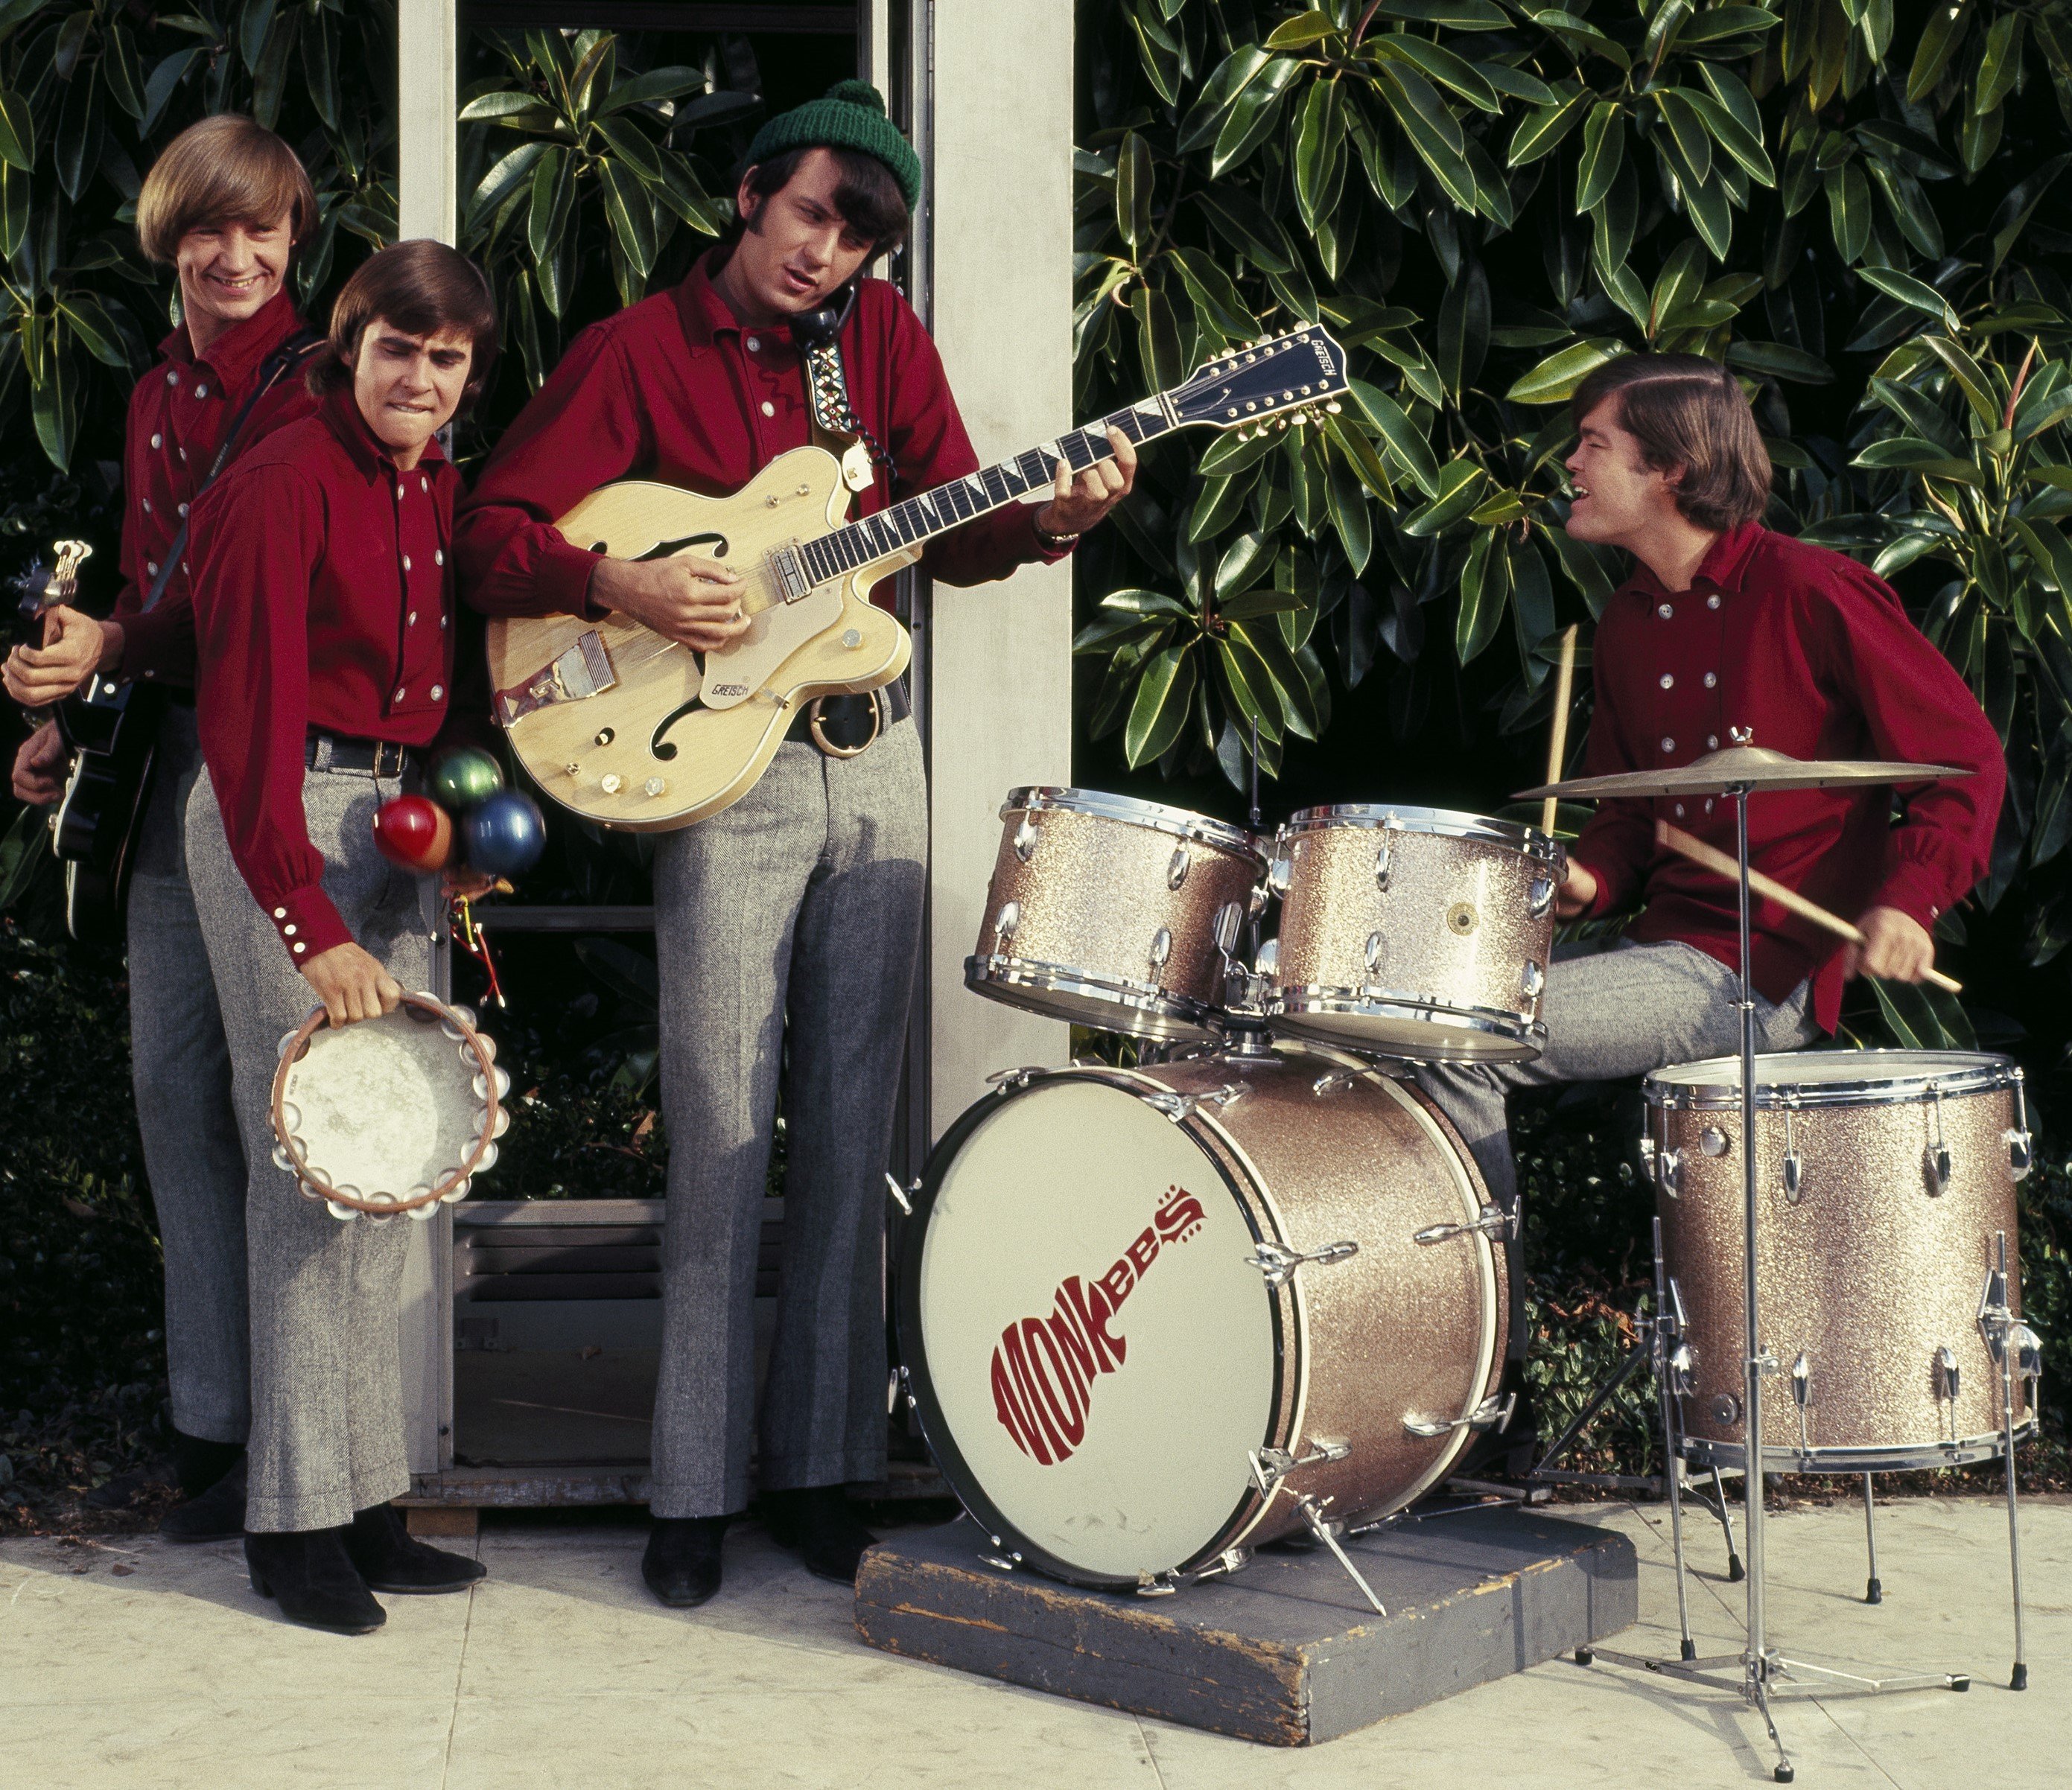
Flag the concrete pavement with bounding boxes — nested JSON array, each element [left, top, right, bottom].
[[2, 1494, 2063, 1788]]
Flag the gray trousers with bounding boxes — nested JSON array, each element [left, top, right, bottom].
[[1414, 937, 1820, 1360], [185, 760, 437, 1532], [127, 705, 250, 1445], [649, 719, 927, 1520]]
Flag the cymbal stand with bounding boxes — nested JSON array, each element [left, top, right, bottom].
[[1578, 769, 1971, 1783]]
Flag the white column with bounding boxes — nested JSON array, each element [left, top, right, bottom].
[[396, 0, 460, 244], [395, 0, 461, 1479], [920, 1, 1077, 1139]]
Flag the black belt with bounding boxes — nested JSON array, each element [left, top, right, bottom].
[[306, 730, 414, 777], [784, 680, 909, 757]]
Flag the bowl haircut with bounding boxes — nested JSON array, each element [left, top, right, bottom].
[[136, 115, 317, 264], [1570, 353, 1774, 531], [309, 241, 499, 414]]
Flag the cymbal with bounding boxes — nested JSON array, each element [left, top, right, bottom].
[[1516, 744, 1973, 802]]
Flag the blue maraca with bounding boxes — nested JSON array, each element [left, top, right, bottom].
[[462, 789, 547, 876]]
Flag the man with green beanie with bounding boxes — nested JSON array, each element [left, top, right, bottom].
[[457, 81, 1136, 1609]]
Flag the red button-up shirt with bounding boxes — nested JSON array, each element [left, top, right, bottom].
[[110, 290, 315, 685], [191, 387, 460, 964], [1572, 522, 2004, 1033], [454, 261, 1065, 618]]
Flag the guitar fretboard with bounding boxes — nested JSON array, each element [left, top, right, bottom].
[[798, 398, 1179, 585]]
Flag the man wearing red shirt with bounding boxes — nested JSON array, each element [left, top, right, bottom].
[[4, 116, 320, 1542], [457, 83, 1134, 1608], [1417, 353, 2004, 1467], [185, 241, 497, 1634]]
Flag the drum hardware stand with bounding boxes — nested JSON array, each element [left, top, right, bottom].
[[1978, 1227, 2042, 1689], [1576, 763, 1971, 1785], [1247, 1447, 1388, 1615]]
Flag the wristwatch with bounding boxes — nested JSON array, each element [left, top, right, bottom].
[[1035, 519, 1081, 552]]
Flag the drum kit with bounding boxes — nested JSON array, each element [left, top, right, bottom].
[[898, 733, 2040, 1783]]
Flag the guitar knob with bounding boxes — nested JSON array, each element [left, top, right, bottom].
[[644, 777, 667, 797], [842, 628, 862, 648], [600, 774, 622, 794]]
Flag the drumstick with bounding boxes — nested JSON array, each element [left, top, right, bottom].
[[1540, 625, 1579, 837], [1656, 821, 1962, 994]]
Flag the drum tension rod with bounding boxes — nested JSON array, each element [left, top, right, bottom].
[[1404, 1391, 1515, 1439], [1413, 1205, 1516, 1246], [1244, 1238, 1358, 1285]]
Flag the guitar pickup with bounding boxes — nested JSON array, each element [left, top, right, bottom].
[[495, 631, 617, 726], [771, 541, 811, 604]]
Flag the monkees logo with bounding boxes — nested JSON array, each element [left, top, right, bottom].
[[989, 1184, 1206, 1465]]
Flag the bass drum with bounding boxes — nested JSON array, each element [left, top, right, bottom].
[[897, 1044, 1509, 1590]]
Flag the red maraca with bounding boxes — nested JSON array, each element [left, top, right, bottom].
[[373, 794, 454, 870]]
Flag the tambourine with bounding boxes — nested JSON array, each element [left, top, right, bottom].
[[269, 991, 510, 1223]]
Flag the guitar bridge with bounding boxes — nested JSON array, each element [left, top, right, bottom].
[[495, 631, 618, 726], [770, 541, 812, 604]]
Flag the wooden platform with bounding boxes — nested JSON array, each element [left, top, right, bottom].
[[854, 1506, 1637, 1746]]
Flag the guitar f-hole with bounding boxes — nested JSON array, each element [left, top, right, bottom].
[[650, 697, 702, 761], [589, 531, 731, 563]]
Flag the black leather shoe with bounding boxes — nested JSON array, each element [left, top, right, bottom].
[[343, 1503, 486, 1594], [245, 1529, 385, 1634], [173, 1430, 244, 1498], [160, 1456, 247, 1543], [642, 1515, 731, 1608], [762, 1485, 877, 1585]]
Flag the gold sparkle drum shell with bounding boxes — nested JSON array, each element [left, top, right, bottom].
[[897, 1044, 1509, 1590], [1648, 1049, 2036, 1472], [1266, 806, 1565, 1062], [965, 788, 1268, 1042]]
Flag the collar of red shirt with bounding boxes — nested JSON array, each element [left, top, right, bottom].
[[1618, 520, 1765, 604], [317, 383, 451, 482], [672, 256, 802, 355], [155, 287, 302, 387]]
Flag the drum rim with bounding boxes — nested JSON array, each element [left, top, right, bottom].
[[1003, 786, 1267, 863], [1271, 985, 1547, 1057], [1644, 1046, 2021, 1109], [1680, 1421, 2033, 1474], [894, 1065, 1293, 1591], [965, 952, 1221, 1040], [1280, 803, 1564, 861]]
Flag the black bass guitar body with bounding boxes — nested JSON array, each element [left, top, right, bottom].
[[51, 675, 162, 946]]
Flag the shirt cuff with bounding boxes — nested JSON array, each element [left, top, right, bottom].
[[112, 604, 194, 687], [264, 882, 355, 968], [1866, 860, 1949, 937], [540, 538, 608, 620], [1026, 503, 1079, 564], [1570, 852, 1631, 920]]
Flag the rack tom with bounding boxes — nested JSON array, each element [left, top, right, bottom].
[[965, 789, 1267, 1042], [898, 1042, 1509, 1590], [1266, 806, 1564, 1061], [1647, 1049, 2038, 1472]]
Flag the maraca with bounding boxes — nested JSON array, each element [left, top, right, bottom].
[[372, 794, 453, 870], [463, 789, 547, 876], [430, 746, 503, 812]]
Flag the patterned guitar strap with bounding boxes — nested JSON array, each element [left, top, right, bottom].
[[802, 336, 894, 501]]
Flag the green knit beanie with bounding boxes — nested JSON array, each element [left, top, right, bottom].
[[743, 80, 921, 211]]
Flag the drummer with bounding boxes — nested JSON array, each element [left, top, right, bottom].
[[1415, 352, 2005, 1474], [185, 242, 499, 1631]]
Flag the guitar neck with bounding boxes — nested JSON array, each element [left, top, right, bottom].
[[797, 398, 1183, 585]]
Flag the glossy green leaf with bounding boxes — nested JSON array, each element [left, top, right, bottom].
[[1677, 5, 1782, 44], [1349, 378, 1440, 496], [0, 86, 29, 171], [1437, 257, 1490, 397], [1323, 410, 1396, 501], [1402, 458, 1487, 535], [1974, 13, 2023, 115], [1988, 154, 2071, 275], [1919, 334, 2002, 427], [598, 158, 656, 280], [1264, 8, 1340, 48], [1210, 57, 1300, 177], [1370, 65, 1478, 210], [54, 294, 121, 366], [1681, 86, 1774, 187], [599, 66, 705, 115], [1455, 527, 1510, 663], [1215, 530, 1277, 602], [1574, 103, 1623, 213], [1177, 45, 1274, 154], [1507, 337, 1621, 404], [1905, 0, 1973, 102], [1653, 90, 1712, 189], [460, 90, 552, 122], [1507, 88, 1592, 168], [1370, 37, 1501, 114], [1725, 339, 1837, 385], [1858, 267, 1957, 331], [1293, 80, 1346, 234], [527, 145, 571, 266], [1195, 182, 1296, 273], [1117, 130, 1153, 255], [1650, 240, 1707, 338], [1323, 443, 1373, 573], [1544, 521, 1617, 616], [1371, 0, 1510, 26], [1508, 535, 1556, 672], [593, 115, 663, 181], [1124, 646, 1199, 767]]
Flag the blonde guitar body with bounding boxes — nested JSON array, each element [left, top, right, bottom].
[[486, 447, 914, 832]]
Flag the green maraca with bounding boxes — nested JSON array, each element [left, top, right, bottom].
[[430, 747, 504, 812]]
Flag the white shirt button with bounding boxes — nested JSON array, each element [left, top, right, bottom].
[[1674, 803, 1685, 818], [408, 611, 418, 625], [429, 684, 444, 701], [434, 550, 445, 566], [166, 370, 178, 386], [1704, 672, 1717, 688], [760, 400, 776, 417], [1707, 734, 1719, 749], [394, 687, 407, 702], [177, 502, 188, 517], [143, 669, 155, 678], [194, 383, 207, 398], [421, 476, 429, 492], [141, 498, 151, 513], [283, 925, 296, 937], [1657, 602, 1673, 619], [146, 561, 158, 576], [1659, 674, 1674, 690], [439, 614, 448, 629], [746, 335, 760, 352], [1707, 593, 1721, 609], [273, 908, 287, 920], [178, 447, 186, 462], [150, 433, 162, 449], [1705, 798, 1715, 814], [293, 941, 305, 955], [402, 555, 412, 572], [1661, 737, 1675, 753]]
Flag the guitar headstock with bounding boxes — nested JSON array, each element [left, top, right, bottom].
[[1168, 326, 1350, 439], [12, 539, 92, 630]]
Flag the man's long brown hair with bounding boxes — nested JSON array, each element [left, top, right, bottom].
[[1570, 353, 1773, 530]]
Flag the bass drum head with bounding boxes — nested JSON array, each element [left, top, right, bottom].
[[901, 1075, 1279, 1585]]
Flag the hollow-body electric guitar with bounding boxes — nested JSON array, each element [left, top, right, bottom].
[[487, 325, 1351, 831]]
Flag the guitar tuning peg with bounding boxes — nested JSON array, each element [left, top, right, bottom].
[[1325, 401, 1342, 414]]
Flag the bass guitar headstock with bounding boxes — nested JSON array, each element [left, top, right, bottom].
[[1167, 326, 1350, 440]]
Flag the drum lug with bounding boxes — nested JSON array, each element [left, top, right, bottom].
[[1248, 879, 1271, 919], [1244, 1238, 1358, 1286], [1148, 926, 1172, 982], [1528, 874, 1556, 920], [1936, 1344, 1962, 1412], [883, 1171, 917, 1217], [985, 1065, 1049, 1091], [1403, 1391, 1515, 1440], [991, 899, 1020, 955], [1134, 1571, 1180, 1597], [1667, 1342, 1700, 1398], [1789, 1351, 1814, 1453], [1213, 900, 1245, 956], [1012, 816, 1039, 861], [1522, 958, 1545, 1000], [1167, 845, 1191, 890], [1656, 1146, 1682, 1197], [1248, 1438, 1353, 1494], [1924, 1084, 1951, 1194], [1266, 854, 1292, 899], [1413, 1203, 1516, 1246], [1193, 1544, 1252, 1582], [2006, 1128, 2034, 1179], [1373, 838, 1391, 892], [1312, 1067, 1361, 1097], [1143, 1083, 1246, 1123]]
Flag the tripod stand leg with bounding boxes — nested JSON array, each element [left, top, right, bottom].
[[1862, 1474, 1883, 1605], [1709, 1465, 1745, 1582], [2003, 1353, 2028, 1690], [1755, 1669, 1794, 1784]]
